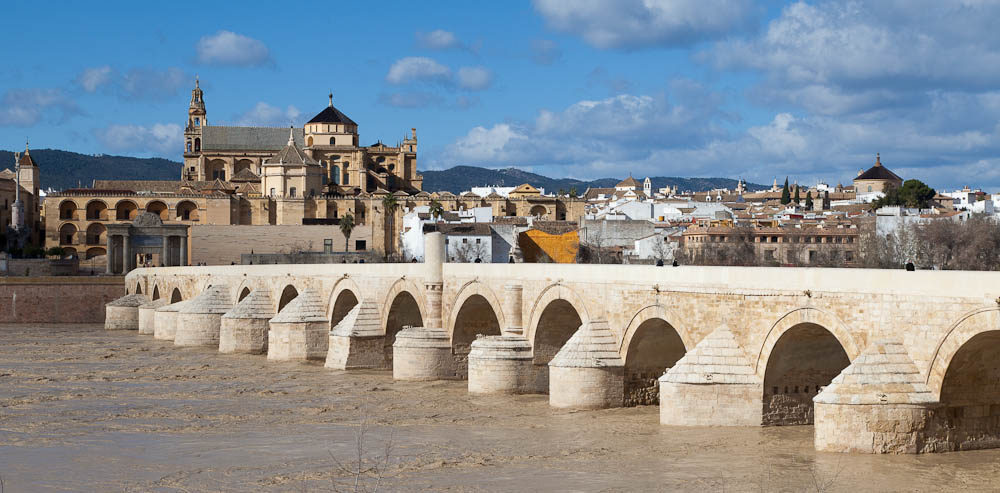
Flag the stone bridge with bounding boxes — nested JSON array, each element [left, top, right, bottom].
[[114, 233, 1000, 454]]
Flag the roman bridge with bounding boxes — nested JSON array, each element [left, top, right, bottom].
[[112, 234, 1000, 454]]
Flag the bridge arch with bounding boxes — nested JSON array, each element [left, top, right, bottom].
[[448, 280, 507, 340], [926, 307, 1000, 399], [232, 278, 263, 306], [328, 276, 364, 328], [133, 279, 144, 296], [276, 284, 299, 313], [382, 278, 426, 367], [527, 283, 590, 368], [449, 282, 504, 370], [757, 307, 856, 426], [619, 304, 690, 406], [169, 287, 183, 303]]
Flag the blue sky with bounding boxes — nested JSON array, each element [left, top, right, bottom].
[[3, 0, 1000, 191]]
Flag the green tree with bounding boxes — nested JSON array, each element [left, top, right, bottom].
[[569, 186, 578, 197], [558, 188, 566, 196], [381, 194, 399, 258], [339, 213, 355, 252], [805, 191, 814, 209], [780, 177, 791, 204], [428, 200, 444, 221], [793, 184, 801, 204], [871, 179, 937, 210]]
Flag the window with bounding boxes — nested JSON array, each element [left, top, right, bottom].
[[343, 174, 349, 185], [355, 240, 366, 251], [290, 187, 297, 197], [270, 188, 276, 197], [195, 118, 200, 127], [324, 239, 332, 253], [868, 185, 873, 192], [809, 250, 816, 262], [462, 238, 468, 244], [846, 251, 855, 262], [475, 238, 481, 244], [765, 249, 775, 260]]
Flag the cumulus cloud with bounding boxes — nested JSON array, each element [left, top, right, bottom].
[[533, 0, 754, 50], [196, 30, 271, 67], [386, 57, 452, 85], [457, 66, 493, 91], [120, 67, 189, 100], [234, 102, 301, 126], [415, 29, 460, 50], [77, 66, 113, 93], [95, 123, 183, 155], [0, 89, 81, 127]]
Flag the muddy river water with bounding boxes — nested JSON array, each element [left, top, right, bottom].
[[2, 325, 999, 492]]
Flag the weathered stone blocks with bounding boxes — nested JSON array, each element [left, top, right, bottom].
[[267, 290, 328, 362], [392, 326, 459, 381], [154, 300, 189, 341], [326, 301, 386, 370], [137, 299, 167, 335], [468, 335, 544, 394], [175, 285, 232, 347], [104, 294, 148, 330], [219, 289, 274, 354], [548, 320, 624, 409]]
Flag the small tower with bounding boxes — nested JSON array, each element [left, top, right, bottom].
[[643, 177, 651, 197], [185, 77, 206, 154]]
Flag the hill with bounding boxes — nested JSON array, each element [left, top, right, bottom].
[[421, 165, 764, 194], [0, 149, 762, 194], [0, 149, 179, 190]]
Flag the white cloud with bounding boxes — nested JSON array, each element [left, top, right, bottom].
[[378, 91, 444, 108], [0, 89, 81, 127], [234, 102, 301, 126], [457, 67, 493, 91], [533, 0, 754, 50], [415, 29, 461, 50], [445, 124, 529, 163], [196, 30, 271, 67], [531, 39, 561, 65], [77, 66, 113, 93], [95, 123, 183, 155], [120, 67, 188, 101], [386, 57, 452, 85]]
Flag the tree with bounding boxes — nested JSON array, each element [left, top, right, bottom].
[[569, 186, 578, 197], [793, 184, 801, 205], [428, 200, 444, 221], [381, 194, 399, 259], [558, 188, 566, 196], [871, 179, 937, 210], [339, 213, 355, 252], [780, 177, 791, 204], [805, 191, 814, 209]]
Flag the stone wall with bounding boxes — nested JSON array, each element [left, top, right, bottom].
[[189, 224, 373, 265], [0, 276, 125, 324]]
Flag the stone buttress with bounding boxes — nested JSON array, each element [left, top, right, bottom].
[[548, 320, 625, 409], [468, 283, 544, 394], [267, 290, 329, 361], [659, 328, 763, 426], [154, 300, 190, 341], [175, 285, 232, 347], [219, 290, 274, 354], [104, 294, 148, 330], [325, 301, 386, 370], [392, 326, 460, 381], [138, 299, 168, 335]]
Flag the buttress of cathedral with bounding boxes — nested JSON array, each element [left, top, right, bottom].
[[182, 78, 421, 194]]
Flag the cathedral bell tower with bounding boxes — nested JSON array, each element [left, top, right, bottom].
[[183, 77, 207, 180]]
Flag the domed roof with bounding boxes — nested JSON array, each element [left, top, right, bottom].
[[855, 153, 902, 182], [307, 94, 357, 125]]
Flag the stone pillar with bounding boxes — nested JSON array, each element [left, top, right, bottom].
[[423, 232, 445, 329], [548, 320, 625, 409], [392, 326, 458, 381], [122, 234, 130, 273], [502, 284, 524, 335], [326, 300, 387, 370], [161, 236, 169, 266], [267, 290, 329, 362], [221, 289, 274, 354], [106, 234, 115, 274], [468, 335, 545, 394], [175, 285, 231, 347], [104, 293, 147, 330], [179, 235, 188, 266], [138, 299, 168, 335]]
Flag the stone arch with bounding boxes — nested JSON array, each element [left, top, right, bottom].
[[238, 286, 251, 302], [58, 223, 77, 245], [85, 223, 106, 245], [234, 159, 253, 174], [529, 205, 547, 217], [62, 247, 78, 258], [146, 201, 168, 221], [926, 307, 1000, 399], [449, 288, 503, 370], [525, 283, 591, 348], [447, 281, 507, 339], [115, 200, 139, 221], [58, 200, 77, 220], [619, 305, 690, 406], [133, 280, 144, 296], [758, 310, 853, 426], [380, 278, 426, 330], [85, 247, 106, 259], [276, 284, 299, 313], [327, 276, 364, 328], [176, 200, 199, 221], [206, 159, 227, 181], [85, 199, 109, 221], [151, 284, 161, 301], [382, 280, 426, 367], [170, 287, 183, 303]]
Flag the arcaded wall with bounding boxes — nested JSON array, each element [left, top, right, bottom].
[[0, 277, 125, 324]]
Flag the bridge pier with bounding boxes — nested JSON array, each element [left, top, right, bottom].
[[220, 289, 274, 354], [658, 328, 763, 426], [154, 300, 188, 341], [392, 326, 460, 381], [138, 299, 167, 335], [548, 320, 625, 409], [468, 335, 544, 394], [175, 285, 231, 347], [104, 294, 148, 330], [267, 290, 329, 362], [326, 301, 387, 369]]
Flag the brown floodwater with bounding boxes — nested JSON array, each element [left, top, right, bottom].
[[1, 325, 999, 492]]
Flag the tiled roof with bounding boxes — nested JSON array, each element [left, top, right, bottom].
[[230, 168, 260, 182], [425, 222, 492, 236], [306, 104, 357, 125], [615, 176, 640, 188], [264, 137, 318, 166], [202, 126, 305, 151], [93, 180, 185, 193], [855, 160, 902, 182], [532, 220, 578, 235]]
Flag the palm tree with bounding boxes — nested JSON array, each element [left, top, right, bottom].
[[381, 194, 399, 258], [339, 213, 355, 252], [428, 200, 444, 221]]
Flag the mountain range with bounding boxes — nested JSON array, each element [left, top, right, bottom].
[[0, 149, 762, 194]]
